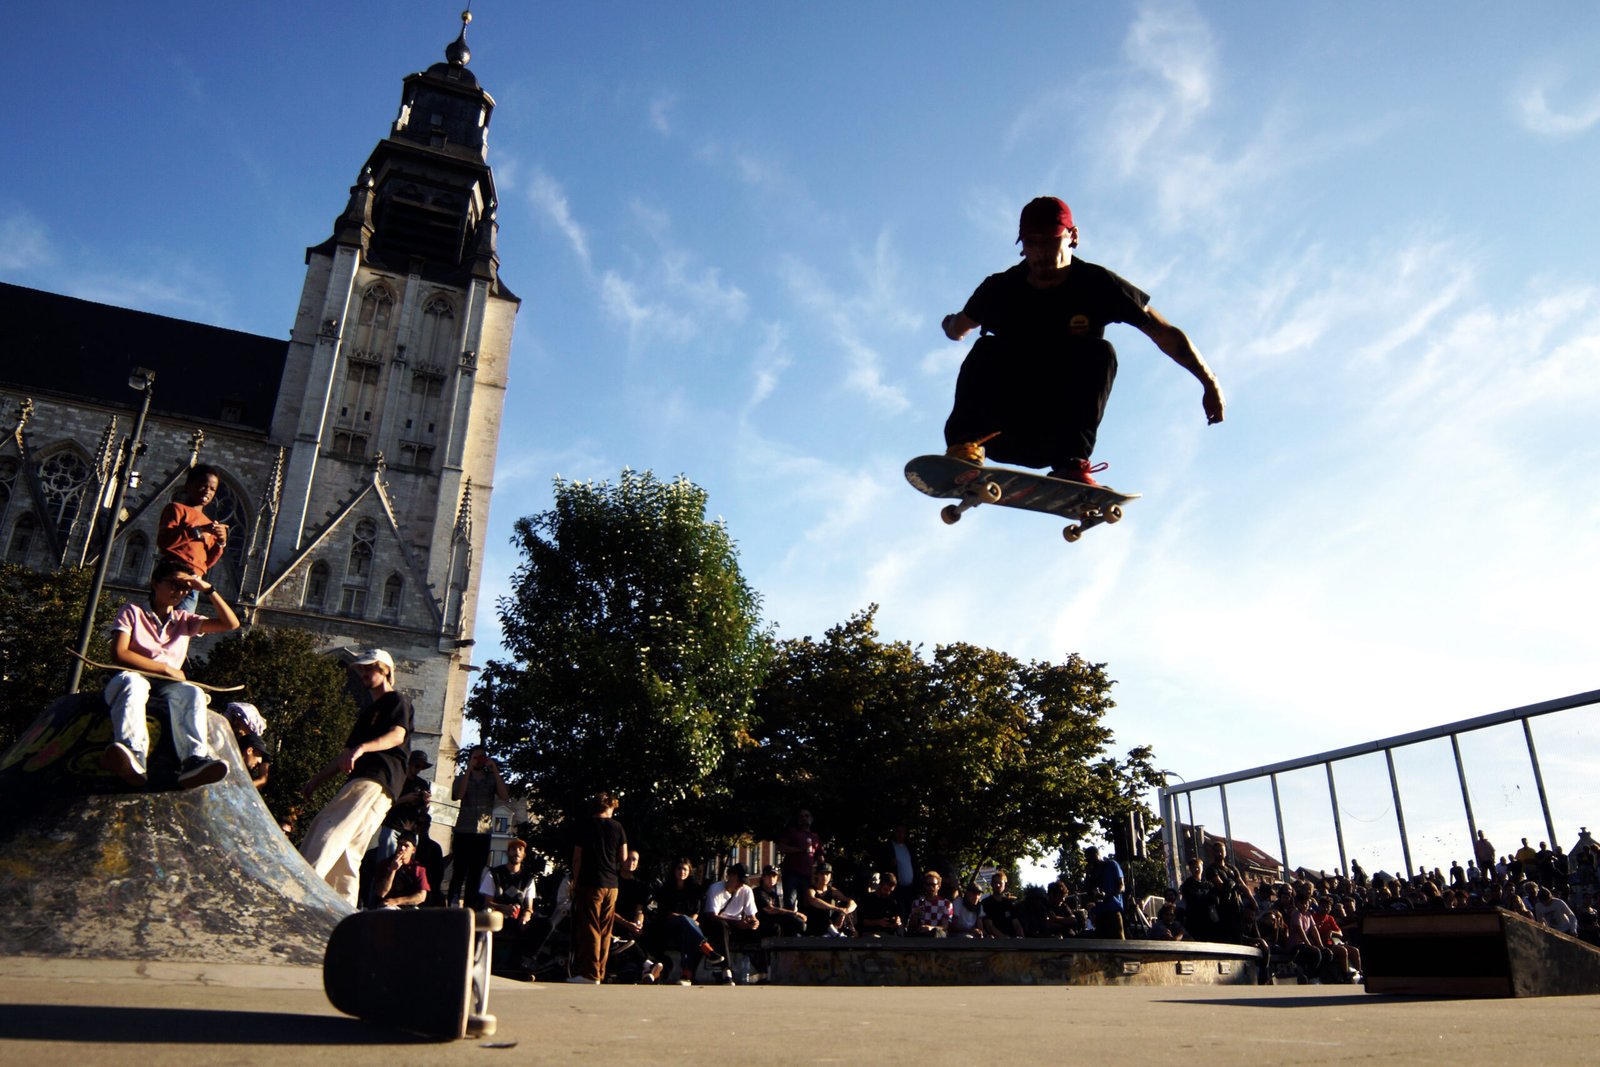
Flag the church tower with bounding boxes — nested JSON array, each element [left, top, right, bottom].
[[253, 10, 520, 769]]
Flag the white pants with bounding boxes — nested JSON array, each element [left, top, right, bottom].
[[300, 777, 392, 907], [102, 671, 209, 767]]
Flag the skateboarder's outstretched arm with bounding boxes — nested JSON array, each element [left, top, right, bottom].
[[1136, 306, 1225, 425], [941, 311, 979, 342]]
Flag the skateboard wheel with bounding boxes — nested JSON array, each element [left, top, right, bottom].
[[940, 505, 961, 525], [475, 909, 504, 932], [468, 1013, 498, 1038], [981, 481, 1002, 503], [1104, 505, 1123, 524], [1063, 525, 1084, 543]]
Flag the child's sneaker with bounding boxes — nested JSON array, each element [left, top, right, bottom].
[[176, 755, 228, 789], [101, 743, 148, 787]]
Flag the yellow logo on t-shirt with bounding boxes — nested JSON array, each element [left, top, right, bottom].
[[1069, 314, 1091, 333]]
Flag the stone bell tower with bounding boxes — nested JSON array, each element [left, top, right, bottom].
[[251, 10, 520, 769]]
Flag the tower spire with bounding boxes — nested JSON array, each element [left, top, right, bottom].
[[445, 9, 472, 67]]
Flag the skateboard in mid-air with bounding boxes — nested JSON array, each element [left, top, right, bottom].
[[904, 454, 1140, 543], [323, 907, 503, 1040]]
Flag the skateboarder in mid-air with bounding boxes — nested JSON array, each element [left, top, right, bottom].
[[941, 196, 1225, 485]]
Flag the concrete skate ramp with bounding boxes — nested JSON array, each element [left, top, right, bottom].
[[0, 693, 351, 967], [1362, 906, 1600, 997]]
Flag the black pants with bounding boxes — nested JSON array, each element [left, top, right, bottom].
[[943, 334, 1118, 468], [449, 830, 492, 907]]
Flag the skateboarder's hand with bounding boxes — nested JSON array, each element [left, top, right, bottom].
[[163, 665, 187, 681], [1202, 382, 1226, 425], [338, 745, 362, 775], [942, 312, 976, 341]]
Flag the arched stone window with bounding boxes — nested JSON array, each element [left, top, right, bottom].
[[413, 296, 457, 367], [6, 511, 39, 565], [347, 518, 377, 584], [304, 560, 330, 608], [120, 531, 149, 582], [381, 572, 404, 617], [38, 449, 91, 533]]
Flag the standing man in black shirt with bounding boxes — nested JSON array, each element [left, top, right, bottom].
[[299, 648, 412, 907], [940, 196, 1224, 485], [569, 791, 628, 984]]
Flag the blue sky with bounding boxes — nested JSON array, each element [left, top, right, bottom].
[[6, 2, 1599, 875]]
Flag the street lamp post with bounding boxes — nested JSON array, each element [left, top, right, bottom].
[[67, 368, 155, 693]]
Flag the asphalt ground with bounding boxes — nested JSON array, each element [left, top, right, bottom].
[[2, 957, 1597, 1065]]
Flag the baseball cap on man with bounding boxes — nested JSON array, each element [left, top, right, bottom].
[[1017, 196, 1075, 241], [353, 648, 395, 674]]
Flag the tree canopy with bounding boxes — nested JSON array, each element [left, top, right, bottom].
[[0, 563, 113, 753], [190, 626, 358, 831], [730, 607, 1161, 883], [469, 470, 769, 862]]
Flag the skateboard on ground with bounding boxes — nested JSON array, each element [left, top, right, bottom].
[[905, 454, 1140, 543], [323, 906, 503, 1040]]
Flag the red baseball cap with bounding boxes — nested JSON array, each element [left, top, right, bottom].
[[1017, 196, 1075, 241]]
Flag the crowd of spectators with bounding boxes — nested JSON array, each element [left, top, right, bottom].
[[339, 766, 1600, 988], [1164, 828, 1600, 983]]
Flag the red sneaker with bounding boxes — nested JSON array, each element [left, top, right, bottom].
[[1049, 459, 1108, 486]]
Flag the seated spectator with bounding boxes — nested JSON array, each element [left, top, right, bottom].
[[981, 871, 1025, 938], [753, 864, 806, 939], [907, 872, 953, 937], [482, 837, 539, 977], [651, 857, 724, 985], [99, 559, 239, 790], [224, 702, 271, 787], [950, 882, 987, 938], [610, 849, 664, 983], [1037, 881, 1077, 938], [1309, 899, 1360, 980], [1535, 887, 1579, 935], [703, 864, 760, 982], [856, 872, 905, 937], [800, 865, 856, 936], [372, 833, 429, 909], [1149, 902, 1185, 940]]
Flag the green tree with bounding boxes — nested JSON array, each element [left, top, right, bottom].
[[732, 606, 1158, 883], [469, 470, 769, 864], [0, 563, 114, 752], [190, 627, 358, 831]]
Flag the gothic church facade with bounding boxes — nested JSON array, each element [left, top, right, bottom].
[[0, 19, 519, 778]]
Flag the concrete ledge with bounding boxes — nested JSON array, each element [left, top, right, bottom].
[[764, 936, 1261, 986]]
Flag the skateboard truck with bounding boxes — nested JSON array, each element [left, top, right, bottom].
[[939, 478, 1003, 525]]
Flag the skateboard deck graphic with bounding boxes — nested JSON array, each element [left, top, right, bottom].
[[905, 455, 1140, 543], [323, 907, 502, 1040]]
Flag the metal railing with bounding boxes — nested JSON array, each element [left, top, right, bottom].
[[1158, 688, 1600, 888]]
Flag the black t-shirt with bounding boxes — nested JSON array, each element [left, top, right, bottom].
[[617, 876, 653, 921], [858, 892, 902, 927], [382, 773, 431, 830], [657, 878, 705, 916], [981, 892, 1020, 930], [346, 691, 413, 799], [963, 260, 1151, 348], [574, 817, 627, 889]]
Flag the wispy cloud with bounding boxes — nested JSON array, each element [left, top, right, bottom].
[[1515, 75, 1600, 137], [526, 168, 592, 269], [648, 91, 678, 135], [744, 322, 793, 412], [779, 229, 924, 413], [0, 209, 52, 272]]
